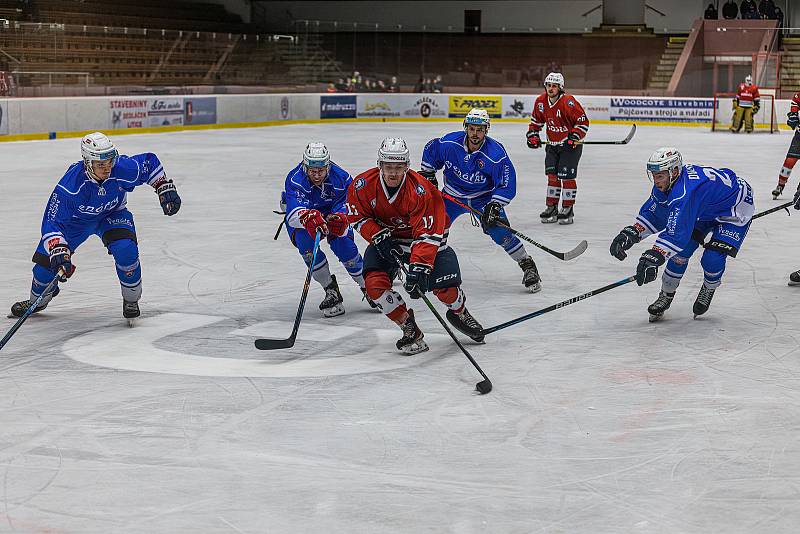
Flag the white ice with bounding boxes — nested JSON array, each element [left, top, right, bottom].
[[1, 122, 799, 533]]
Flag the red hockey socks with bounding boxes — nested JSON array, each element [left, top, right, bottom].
[[546, 174, 560, 206], [561, 179, 577, 207], [779, 157, 797, 186]]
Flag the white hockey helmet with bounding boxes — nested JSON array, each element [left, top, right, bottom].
[[646, 147, 683, 187], [463, 107, 491, 131], [81, 132, 118, 181], [745, 74, 753, 85], [377, 137, 410, 165], [544, 72, 565, 89], [302, 142, 330, 171]]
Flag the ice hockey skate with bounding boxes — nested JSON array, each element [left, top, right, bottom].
[[647, 290, 675, 322], [693, 284, 716, 318], [557, 206, 574, 225], [123, 300, 140, 327], [518, 257, 542, 293], [319, 274, 345, 317], [772, 183, 784, 199], [446, 307, 485, 343], [8, 287, 60, 319], [789, 270, 800, 286], [396, 309, 428, 355], [539, 204, 558, 223]]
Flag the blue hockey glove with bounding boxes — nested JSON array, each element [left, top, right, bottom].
[[788, 111, 800, 130], [155, 179, 181, 216], [418, 169, 438, 189], [49, 244, 75, 282], [403, 263, 431, 299], [480, 201, 507, 230], [373, 228, 404, 263], [636, 248, 666, 286], [565, 131, 581, 149], [793, 185, 800, 210], [610, 226, 641, 261]]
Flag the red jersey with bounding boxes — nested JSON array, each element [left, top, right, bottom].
[[789, 92, 800, 113], [528, 92, 589, 143], [735, 83, 760, 108], [347, 168, 449, 268]]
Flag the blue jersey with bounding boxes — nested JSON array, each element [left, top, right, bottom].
[[283, 162, 352, 229], [635, 164, 755, 259], [40, 153, 165, 250], [420, 131, 516, 205]]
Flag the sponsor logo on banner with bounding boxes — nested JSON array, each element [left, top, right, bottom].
[[610, 97, 714, 123], [448, 95, 502, 118], [148, 98, 184, 127], [357, 96, 400, 118], [110, 99, 148, 129], [184, 98, 217, 125], [280, 96, 289, 119], [502, 95, 535, 118], [403, 96, 446, 118], [321, 95, 357, 119]]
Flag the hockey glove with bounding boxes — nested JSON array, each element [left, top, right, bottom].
[[326, 213, 349, 236], [418, 169, 438, 189], [154, 179, 182, 216], [526, 130, 542, 149], [48, 244, 75, 282], [787, 111, 800, 130], [373, 228, 404, 263], [610, 225, 641, 261], [479, 201, 506, 230], [752, 102, 760, 114], [565, 131, 581, 149], [299, 209, 328, 237], [793, 185, 800, 210], [403, 263, 431, 299], [635, 248, 666, 286]]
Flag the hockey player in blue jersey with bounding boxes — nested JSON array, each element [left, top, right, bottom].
[[610, 147, 755, 321], [419, 108, 542, 292], [282, 143, 373, 317], [10, 132, 181, 322]]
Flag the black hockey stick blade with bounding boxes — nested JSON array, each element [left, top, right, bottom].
[[255, 337, 296, 350]]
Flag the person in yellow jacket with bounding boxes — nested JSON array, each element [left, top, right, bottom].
[[730, 75, 761, 133]]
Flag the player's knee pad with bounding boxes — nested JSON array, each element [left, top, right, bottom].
[[433, 286, 465, 312], [373, 289, 406, 319], [108, 238, 139, 266], [341, 254, 364, 277], [547, 174, 560, 188], [700, 249, 727, 277], [365, 270, 392, 300]]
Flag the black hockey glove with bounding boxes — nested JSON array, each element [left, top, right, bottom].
[[48, 243, 75, 282], [373, 228, 404, 264], [752, 102, 760, 114], [635, 248, 666, 286], [526, 130, 542, 149], [788, 111, 800, 130], [403, 263, 431, 299], [610, 226, 641, 261], [480, 201, 506, 230], [418, 169, 438, 189], [155, 178, 181, 216], [565, 131, 581, 149], [793, 185, 800, 210]]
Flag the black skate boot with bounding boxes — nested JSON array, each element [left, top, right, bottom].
[[540, 204, 558, 224], [647, 290, 675, 322], [518, 257, 542, 293], [361, 287, 379, 310], [693, 285, 716, 318], [557, 206, 574, 225], [789, 270, 800, 286], [446, 307, 485, 343], [319, 275, 345, 317], [396, 309, 429, 355], [123, 300, 140, 327], [772, 183, 784, 199], [9, 287, 60, 318]]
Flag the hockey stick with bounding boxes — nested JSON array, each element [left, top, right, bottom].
[[546, 123, 637, 146], [392, 253, 492, 394], [481, 276, 637, 336], [255, 230, 322, 350], [442, 193, 588, 261], [752, 200, 793, 220], [0, 274, 61, 352], [273, 210, 286, 241]]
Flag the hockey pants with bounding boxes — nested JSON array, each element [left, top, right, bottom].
[[731, 105, 755, 132]]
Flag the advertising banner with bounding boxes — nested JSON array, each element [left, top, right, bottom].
[[356, 94, 447, 119], [609, 97, 714, 123], [321, 95, 357, 119], [184, 97, 217, 125], [148, 97, 184, 127], [501, 95, 535, 119], [109, 98, 148, 129], [0, 100, 7, 135], [448, 95, 502, 118]]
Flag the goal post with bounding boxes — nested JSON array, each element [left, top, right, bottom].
[[711, 91, 778, 133]]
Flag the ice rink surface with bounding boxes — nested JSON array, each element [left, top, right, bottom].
[[1, 121, 799, 533]]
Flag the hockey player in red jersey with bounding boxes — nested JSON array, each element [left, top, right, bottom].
[[730, 75, 760, 134], [773, 91, 800, 199], [526, 72, 589, 224], [347, 138, 484, 354]]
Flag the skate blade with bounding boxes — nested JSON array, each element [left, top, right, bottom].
[[541, 217, 558, 224], [648, 314, 663, 323], [127, 318, 136, 327], [789, 280, 800, 286], [558, 218, 574, 225], [400, 340, 429, 355], [322, 304, 345, 318], [526, 283, 542, 294]]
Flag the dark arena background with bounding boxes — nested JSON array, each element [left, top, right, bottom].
[[1, 1, 799, 532]]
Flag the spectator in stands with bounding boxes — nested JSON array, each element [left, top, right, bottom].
[[432, 75, 443, 93], [326, 83, 337, 93], [775, 5, 784, 27], [388, 76, 400, 93], [705, 3, 719, 19], [334, 78, 347, 91], [413, 76, 424, 93], [758, 0, 777, 19], [376, 79, 387, 92], [722, 0, 738, 19], [740, 0, 759, 19]]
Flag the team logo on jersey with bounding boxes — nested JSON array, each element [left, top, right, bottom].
[[370, 199, 376, 208], [567, 100, 574, 107], [354, 177, 365, 190], [464, 154, 470, 162], [415, 184, 425, 196], [537, 103, 544, 112], [477, 159, 484, 169], [98, 186, 106, 196]]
